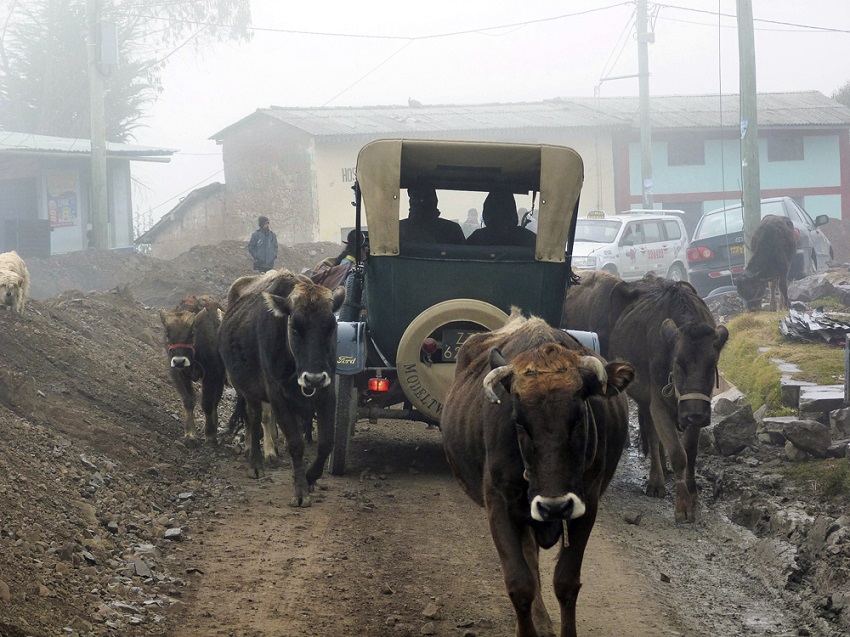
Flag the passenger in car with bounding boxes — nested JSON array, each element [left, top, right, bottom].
[[466, 190, 537, 248], [399, 183, 466, 245]]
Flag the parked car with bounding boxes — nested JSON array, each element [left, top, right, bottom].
[[569, 210, 689, 281], [686, 196, 833, 297]]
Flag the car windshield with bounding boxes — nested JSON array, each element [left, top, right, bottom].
[[693, 200, 787, 240], [574, 219, 621, 243]]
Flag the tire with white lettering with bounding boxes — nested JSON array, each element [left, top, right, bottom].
[[330, 374, 356, 475], [396, 299, 508, 423]]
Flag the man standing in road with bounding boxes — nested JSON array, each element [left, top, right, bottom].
[[247, 216, 278, 272]]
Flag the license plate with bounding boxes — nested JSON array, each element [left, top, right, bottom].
[[442, 328, 484, 361], [730, 245, 744, 255]]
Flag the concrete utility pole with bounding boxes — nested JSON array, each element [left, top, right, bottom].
[[737, 0, 761, 260], [637, 0, 654, 208], [87, 0, 109, 249]]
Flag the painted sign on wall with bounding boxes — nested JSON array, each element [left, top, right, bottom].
[[47, 173, 79, 228]]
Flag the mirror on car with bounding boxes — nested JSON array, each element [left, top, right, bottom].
[[814, 214, 830, 227]]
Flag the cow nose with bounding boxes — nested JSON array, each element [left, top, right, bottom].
[[679, 412, 708, 431], [301, 372, 331, 389], [538, 499, 572, 520], [531, 494, 586, 522], [170, 357, 190, 369]]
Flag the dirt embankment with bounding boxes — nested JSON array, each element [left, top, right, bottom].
[[0, 241, 848, 637]]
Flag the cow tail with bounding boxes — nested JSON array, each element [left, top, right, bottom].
[[228, 394, 247, 434], [637, 409, 650, 456]]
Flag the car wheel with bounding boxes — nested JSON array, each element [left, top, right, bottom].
[[666, 263, 687, 282], [602, 264, 619, 276]]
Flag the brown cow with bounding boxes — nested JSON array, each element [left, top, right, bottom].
[[159, 295, 226, 447], [734, 214, 796, 311], [219, 270, 345, 506], [441, 309, 634, 637], [562, 271, 729, 523]]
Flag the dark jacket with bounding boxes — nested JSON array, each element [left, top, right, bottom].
[[247, 228, 278, 272]]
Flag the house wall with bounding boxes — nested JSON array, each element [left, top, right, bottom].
[[618, 129, 848, 228], [147, 189, 227, 260], [251, 127, 617, 243], [0, 155, 137, 255], [222, 118, 317, 244]]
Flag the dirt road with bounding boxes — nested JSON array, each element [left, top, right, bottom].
[[169, 414, 822, 637]]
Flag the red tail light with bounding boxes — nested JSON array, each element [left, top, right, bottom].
[[687, 246, 715, 262], [369, 378, 389, 392]]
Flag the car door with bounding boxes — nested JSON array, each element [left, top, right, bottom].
[[640, 219, 669, 277], [617, 220, 644, 279]]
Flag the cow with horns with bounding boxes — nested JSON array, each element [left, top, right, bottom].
[[219, 270, 345, 506], [440, 308, 634, 637], [159, 295, 226, 447]]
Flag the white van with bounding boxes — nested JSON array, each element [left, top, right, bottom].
[[570, 210, 689, 281]]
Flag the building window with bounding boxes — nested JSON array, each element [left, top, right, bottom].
[[767, 134, 804, 162], [667, 137, 705, 166]]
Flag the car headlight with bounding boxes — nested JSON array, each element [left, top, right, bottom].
[[572, 256, 597, 268]]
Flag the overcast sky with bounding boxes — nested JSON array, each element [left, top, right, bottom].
[[132, 0, 850, 228]]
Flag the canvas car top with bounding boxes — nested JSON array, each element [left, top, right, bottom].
[[355, 139, 584, 262]]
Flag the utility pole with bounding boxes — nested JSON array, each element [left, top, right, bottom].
[[737, 0, 760, 260], [637, 0, 654, 208], [87, 0, 109, 249]]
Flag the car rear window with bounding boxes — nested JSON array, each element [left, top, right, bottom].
[[693, 200, 787, 240]]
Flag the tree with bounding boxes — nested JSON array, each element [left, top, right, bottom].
[[0, 0, 251, 142], [832, 81, 850, 110]]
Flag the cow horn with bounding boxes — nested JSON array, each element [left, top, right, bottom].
[[579, 356, 608, 393], [483, 365, 513, 404]]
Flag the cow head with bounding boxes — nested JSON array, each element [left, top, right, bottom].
[[263, 282, 345, 395], [483, 344, 634, 523], [661, 318, 729, 431], [159, 309, 201, 369], [733, 271, 768, 312]]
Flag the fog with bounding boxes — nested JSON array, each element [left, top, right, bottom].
[[131, 0, 850, 229]]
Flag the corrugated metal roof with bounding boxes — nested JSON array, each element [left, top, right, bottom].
[[211, 91, 850, 140], [0, 131, 176, 159]]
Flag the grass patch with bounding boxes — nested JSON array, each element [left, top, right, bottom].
[[719, 311, 845, 413], [782, 460, 850, 502]]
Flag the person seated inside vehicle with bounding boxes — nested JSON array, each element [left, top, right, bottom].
[[465, 190, 537, 248], [399, 182, 466, 245]]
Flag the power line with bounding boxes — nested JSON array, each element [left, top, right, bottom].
[[115, 2, 635, 42], [653, 2, 850, 34]]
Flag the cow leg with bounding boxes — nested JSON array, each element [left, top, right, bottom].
[[260, 402, 280, 467], [554, 501, 598, 637], [683, 424, 700, 501], [485, 497, 546, 637], [200, 378, 223, 444], [778, 270, 791, 311], [173, 372, 199, 447], [639, 403, 666, 498], [244, 400, 265, 479], [306, 391, 334, 487], [650, 400, 694, 523], [767, 280, 778, 312], [273, 398, 311, 507]]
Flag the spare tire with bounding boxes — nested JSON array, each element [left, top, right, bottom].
[[395, 299, 508, 423]]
